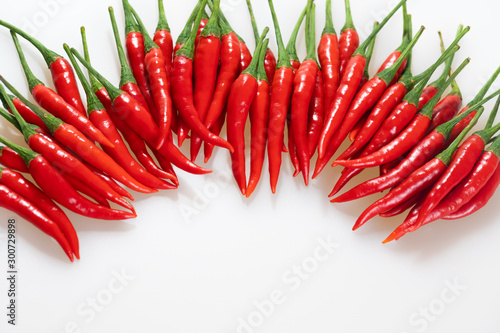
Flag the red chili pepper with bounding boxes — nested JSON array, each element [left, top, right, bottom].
[[307, 70, 325, 155], [195, 12, 209, 52], [338, 0, 359, 77], [154, 0, 173, 83], [331, 105, 481, 203], [190, 0, 222, 161], [0, 78, 137, 210], [226, 30, 268, 195], [379, 189, 428, 218], [61, 172, 111, 207], [267, 0, 301, 193], [128, 3, 174, 151], [414, 114, 500, 229], [318, 0, 339, 111], [122, 0, 158, 121], [0, 146, 28, 173], [0, 92, 49, 134], [0, 137, 136, 221], [0, 167, 79, 259], [443, 163, 500, 220], [349, 113, 367, 142], [318, 0, 408, 159], [10, 32, 114, 149], [352, 108, 483, 230], [72, 47, 211, 176], [247, 39, 270, 197], [0, 20, 86, 116], [386, 137, 500, 243], [0, 183, 73, 261], [291, 1, 318, 185], [171, 1, 233, 153], [204, 106, 227, 163]]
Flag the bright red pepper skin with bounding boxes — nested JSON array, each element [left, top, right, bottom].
[[291, 59, 319, 185], [204, 32, 241, 129], [376, 51, 407, 85], [287, 117, 301, 177], [264, 49, 277, 84], [444, 163, 500, 220], [227, 73, 258, 195], [247, 79, 270, 197], [171, 55, 234, 152], [318, 54, 366, 158], [31, 84, 113, 148], [90, 165, 134, 201], [192, 34, 221, 160], [307, 71, 325, 155], [8, 97, 49, 133], [319, 33, 340, 110], [120, 82, 151, 115], [61, 172, 110, 207], [153, 29, 174, 81], [415, 134, 486, 228], [239, 41, 253, 73], [0, 183, 73, 261], [339, 29, 359, 77], [268, 66, 294, 193], [0, 147, 29, 172], [195, 18, 209, 52], [430, 94, 462, 131], [0, 168, 79, 259], [204, 107, 227, 163], [353, 158, 447, 230], [28, 155, 136, 220], [380, 189, 427, 218], [50, 58, 87, 116]]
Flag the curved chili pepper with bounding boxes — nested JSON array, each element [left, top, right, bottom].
[[10, 32, 114, 149], [171, 1, 233, 153], [61, 172, 111, 207], [0, 146, 28, 172], [267, 0, 301, 193], [0, 167, 79, 259], [64, 45, 175, 191], [190, 0, 222, 161], [154, 0, 173, 82], [0, 137, 136, 221], [204, 107, 227, 163], [307, 70, 325, 155], [227, 30, 268, 195], [318, 0, 408, 159], [349, 113, 367, 142], [386, 142, 500, 243], [0, 92, 49, 133], [247, 39, 270, 198], [128, 3, 174, 150], [0, 183, 73, 261], [443, 163, 500, 220], [319, 0, 339, 111], [338, 0, 359, 76], [331, 105, 481, 203], [122, 0, 158, 121], [414, 115, 500, 229], [291, 1, 318, 185], [0, 20, 86, 116], [88, 163, 134, 201], [0, 79, 136, 210], [379, 189, 428, 218], [335, 58, 470, 169], [71, 47, 211, 175], [352, 108, 483, 230]]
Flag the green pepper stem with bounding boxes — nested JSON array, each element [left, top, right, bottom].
[[267, 0, 291, 69], [177, 0, 203, 45], [341, 0, 356, 33], [10, 31, 43, 91], [257, 39, 270, 82], [242, 27, 269, 77], [486, 96, 500, 130], [0, 83, 36, 142], [363, 22, 379, 79], [156, 0, 171, 32], [322, 0, 336, 36], [246, 0, 261, 44], [286, 5, 307, 63], [80, 27, 104, 94], [127, 1, 159, 53], [468, 66, 500, 107], [201, 0, 220, 38], [176, 0, 208, 59], [109, 7, 137, 87], [0, 135, 38, 166]]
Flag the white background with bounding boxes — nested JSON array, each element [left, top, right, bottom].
[[0, 0, 499, 332]]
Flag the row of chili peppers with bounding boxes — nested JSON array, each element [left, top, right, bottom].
[[0, 0, 499, 261]]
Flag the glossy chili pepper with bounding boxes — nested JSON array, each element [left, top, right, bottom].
[[0, 20, 86, 116], [349, 113, 367, 141], [318, 0, 408, 159], [246, 0, 276, 84], [379, 189, 428, 218], [204, 106, 227, 163], [291, 1, 318, 185], [330, 104, 479, 203], [338, 0, 359, 76], [64, 45, 175, 191], [195, 11, 209, 52], [171, 1, 233, 153], [0, 137, 136, 221], [61, 172, 111, 207], [334, 59, 472, 170], [0, 183, 73, 261], [0, 78, 137, 210], [386, 137, 500, 242], [88, 163, 134, 201], [443, 163, 500, 220], [0, 91, 49, 134], [352, 108, 483, 230], [154, 0, 173, 82], [307, 70, 325, 155], [10, 32, 114, 149], [318, 0, 339, 111], [286, 7, 307, 74], [0, 167, 79, 259], [122, 0, 158, 120], [128, 3, 174, 150], [247, 39, 270, 197], [414, 115, 500, 229], [227, 30, 268, 195], [71, 48, 211, 176], [0, 146, 28, 172], [190, 0, 222, 161], [268, 1, 304, 193]]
